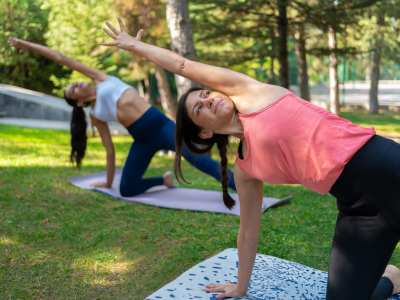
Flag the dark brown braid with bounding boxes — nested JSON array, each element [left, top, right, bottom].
[[216, 136, 235, 209], [175, 87, 235, 209]]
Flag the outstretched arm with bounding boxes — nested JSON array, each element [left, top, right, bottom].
[[102, 18, 259, 97], [204, 164, 263, 299], [9, 37, 106, 82]]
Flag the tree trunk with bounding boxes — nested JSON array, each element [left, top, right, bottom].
[[143, 77, 152, 104], [277, 0, 289, 88], [369, 12, 384, 114], [294, 23, 310, 101], [269, 27, 276, 84], [166, 0, 197, 98], [328, 26, 340, 114], [155, 66, 177, 120]]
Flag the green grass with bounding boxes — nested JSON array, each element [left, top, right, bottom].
[[1, 115, 400, 299], [343, 110, 400, 137]]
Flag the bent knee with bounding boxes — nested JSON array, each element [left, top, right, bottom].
[[119, 181, 141, 197]]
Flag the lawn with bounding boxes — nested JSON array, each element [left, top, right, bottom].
[[0, 111, 399, 299]]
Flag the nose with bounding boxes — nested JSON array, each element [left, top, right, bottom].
[[201, 96, 213, 108]]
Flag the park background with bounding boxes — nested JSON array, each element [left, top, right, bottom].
[[1, 0, 400, 299]]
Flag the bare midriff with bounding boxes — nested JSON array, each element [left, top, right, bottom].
[[116, 89, 151, 127]]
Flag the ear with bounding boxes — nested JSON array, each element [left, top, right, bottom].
[[199, 129, 213, 139]]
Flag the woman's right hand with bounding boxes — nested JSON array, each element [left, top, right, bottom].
[[101, 17, 144, 51]]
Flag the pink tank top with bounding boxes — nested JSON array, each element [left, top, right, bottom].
[[235, 92, 375, 194]]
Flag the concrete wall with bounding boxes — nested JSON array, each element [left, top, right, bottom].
[[0, 84, 71, 121]]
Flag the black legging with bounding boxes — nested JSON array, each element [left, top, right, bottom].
[[328, 135, 400, 300]]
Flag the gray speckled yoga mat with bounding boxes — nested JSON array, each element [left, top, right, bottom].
[[146, 248, 400, 300], [69, 170, 290, 216]]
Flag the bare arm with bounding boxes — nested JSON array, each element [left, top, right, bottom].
[[205, 164, 263, 299], [102, 19, 259, 97], [9, 37, 106, 82], [91, 116, 115, 188], [235, 165, 264, 295]]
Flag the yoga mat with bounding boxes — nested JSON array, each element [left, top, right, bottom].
[[69, 170, 290, 216], [146, 248, 400, 300]]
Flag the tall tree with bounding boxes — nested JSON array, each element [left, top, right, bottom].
[[294, 0, 378, 113], [328, 25, 340, 114], [294, 23, 310, 100], [166, 0, 197, 97], [277, 0, 289, 88], [155, 66, 177, 119], [368, 9, 384, 114]]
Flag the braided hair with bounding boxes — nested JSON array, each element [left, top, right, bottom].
[[175, 87, 235, 209], [64, 92, 87, 168]]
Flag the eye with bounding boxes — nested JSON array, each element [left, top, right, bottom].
[[201, 90, 210, 98]]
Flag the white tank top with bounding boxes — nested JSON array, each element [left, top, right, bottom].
[[91, 76, 133, 122]]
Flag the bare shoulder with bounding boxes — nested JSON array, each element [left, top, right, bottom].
[[233, 83, 290, 114]]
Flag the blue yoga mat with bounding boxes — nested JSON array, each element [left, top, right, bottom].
[[146, 248, 400, 300]]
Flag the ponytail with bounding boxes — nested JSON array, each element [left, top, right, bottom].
[[64, 93, 87, 168]]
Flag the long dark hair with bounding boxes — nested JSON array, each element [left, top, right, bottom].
[[175, 87, 235, 209], [64, 92, 87, 168]]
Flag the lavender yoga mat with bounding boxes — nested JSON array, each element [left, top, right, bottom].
[[69, 170, 290, 216]]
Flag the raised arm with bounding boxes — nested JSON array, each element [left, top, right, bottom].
[[9, 37, 106, 82], [205, 164, 264, 299], [102, 18, 258, 97], [90, 116, 115, 188]]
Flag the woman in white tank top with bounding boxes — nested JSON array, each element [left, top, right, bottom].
[[8, 37, 236, 196]]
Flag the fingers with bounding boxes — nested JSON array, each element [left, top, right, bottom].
[[8, 37, 17, 46], [105, 21, 120, 36], [103, 27, 117, 39], [204, 284, 226, 293], [136, 29, 144, 41], [117, 17, 127, 32], [99, 40, 118, 47]]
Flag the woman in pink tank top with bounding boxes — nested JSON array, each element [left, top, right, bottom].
[[103, 20, 400, 300]]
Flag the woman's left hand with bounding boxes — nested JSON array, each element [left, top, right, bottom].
[[92, 181, 111, 189], [204, 283, 246, 299], [8, 37, 27, 50], [101, 17, 144, 51]]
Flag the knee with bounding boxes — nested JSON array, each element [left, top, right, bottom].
[[119, 180, 140, 197]]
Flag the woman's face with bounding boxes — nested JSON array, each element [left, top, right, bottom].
[[65, 82, 94, 104], [185, 89, 235, 132]]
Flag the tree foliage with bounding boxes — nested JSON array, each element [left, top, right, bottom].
[[0, 0, 63, 93], [43, 0, 120, 95]]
